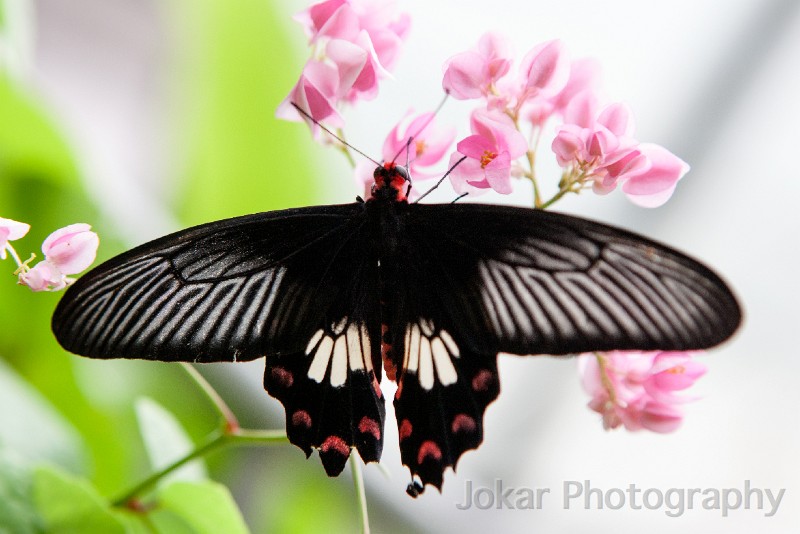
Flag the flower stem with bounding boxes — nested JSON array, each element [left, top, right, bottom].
[[527, 149, 542, 208], [4, 244, 25, 269], [179, 363, 239, 431], [594, 352, 618, 405], [113, 428, 287, 507], [350, 457, 371, 534]]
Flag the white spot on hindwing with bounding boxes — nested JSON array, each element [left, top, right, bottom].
[[306, 320, 372, 385], [402, 320, 459, 390]]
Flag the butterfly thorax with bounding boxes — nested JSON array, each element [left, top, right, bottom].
[[370, 162, 409, 203]]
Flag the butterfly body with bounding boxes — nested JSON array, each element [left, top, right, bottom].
[[52, 163, 741, 495]]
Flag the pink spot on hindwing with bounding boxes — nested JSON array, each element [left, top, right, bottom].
[[292, 410, 312, 429], [271, 367, 294, 388], [451, 413, 477, 434], [320, 435, 351, 457], [472, 369, 494, 392], [417, 440, 443, 465], [399, 419, 413, 441], [358, 416, 382, 440]]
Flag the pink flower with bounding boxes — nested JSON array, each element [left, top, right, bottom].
[[549, 58, 602, 116], [620, 144, 689, 207], [0, 217, 30, 260], [296, 0, 359, 41], [579, 351, 706, 433], [442, 32, 514, 100], [552, 100, 688, 207], [283, 0, 410, 125], [276, 60, 344, 129], [448, 109, 527, 195], [19, 224, 99, 292], [351, 0, 410, 70], [381, 110, 455, 179], [517, 40, 570, 102], [326, 31, 390, 103]]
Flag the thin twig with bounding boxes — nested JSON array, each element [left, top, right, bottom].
[[179, 363, 239, 431], [113, 428, 287, 506], [351, 457, 371, 534]]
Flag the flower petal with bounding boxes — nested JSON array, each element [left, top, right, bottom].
[[43, 224, 99, 275]]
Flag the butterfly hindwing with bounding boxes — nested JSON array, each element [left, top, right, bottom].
[[392, 319, 499, 490], [263, 234, 386, 475]]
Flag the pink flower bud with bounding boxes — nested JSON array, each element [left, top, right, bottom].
[[19, 260, 65, 292], [42, 223, 99, 275], [19, 223, 99, 292]]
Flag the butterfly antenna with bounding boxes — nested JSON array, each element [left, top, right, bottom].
[[414, 155, 466, 203], [451, 192, 469, 204], [291, 103, 381, 167], [389, 92, 450, 165]]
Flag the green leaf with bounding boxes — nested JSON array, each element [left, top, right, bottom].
[[33, 466, 126, 534], [0, 358, 85, 470], [0, 449, 44, 534], [149, 481, 250, 534], [134, 397, 207, 485], [166, 0, 324, 226]]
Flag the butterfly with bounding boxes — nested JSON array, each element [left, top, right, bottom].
[[51, 162, 741, 496]]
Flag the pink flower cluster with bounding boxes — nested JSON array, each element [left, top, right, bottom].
[[1, 217, 99, 292], [442, 33, 688, 206], [578, 351, 707, 433], [277, 0, 410, 129]]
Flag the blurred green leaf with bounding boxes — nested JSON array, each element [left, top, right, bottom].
[[134, 397, 207, 485], [33, 466, 125, 534], [0, 73, 127, 493], [166, 0, 323, 225], [0, 449, 43, 534], [149, 481, 250, 534], [0, 359, 85, 470]]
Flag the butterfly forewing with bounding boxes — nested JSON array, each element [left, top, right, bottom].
[[52, 204, 371, 362], [401, 203, 740, 356]]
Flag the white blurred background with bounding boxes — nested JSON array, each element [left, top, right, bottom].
[[22, 0, 800, 532]]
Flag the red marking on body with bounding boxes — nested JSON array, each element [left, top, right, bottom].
[[394, 379, 403, 399], [399, 419, 413, 441], [358, 416, 381, 440], [451, 414, 477, 434], [373, 162, 408, 202], [382, 349, 397, 382], [320, 435, 350, 457], [380, 323, 397, 381], [291, 410, 312, 429], [472, 369, 494, 392], [270, 367, 293, 389], [417, 440, 443, 465]]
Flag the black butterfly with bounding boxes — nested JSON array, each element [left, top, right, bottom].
[[52, 163, 741, 496]]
